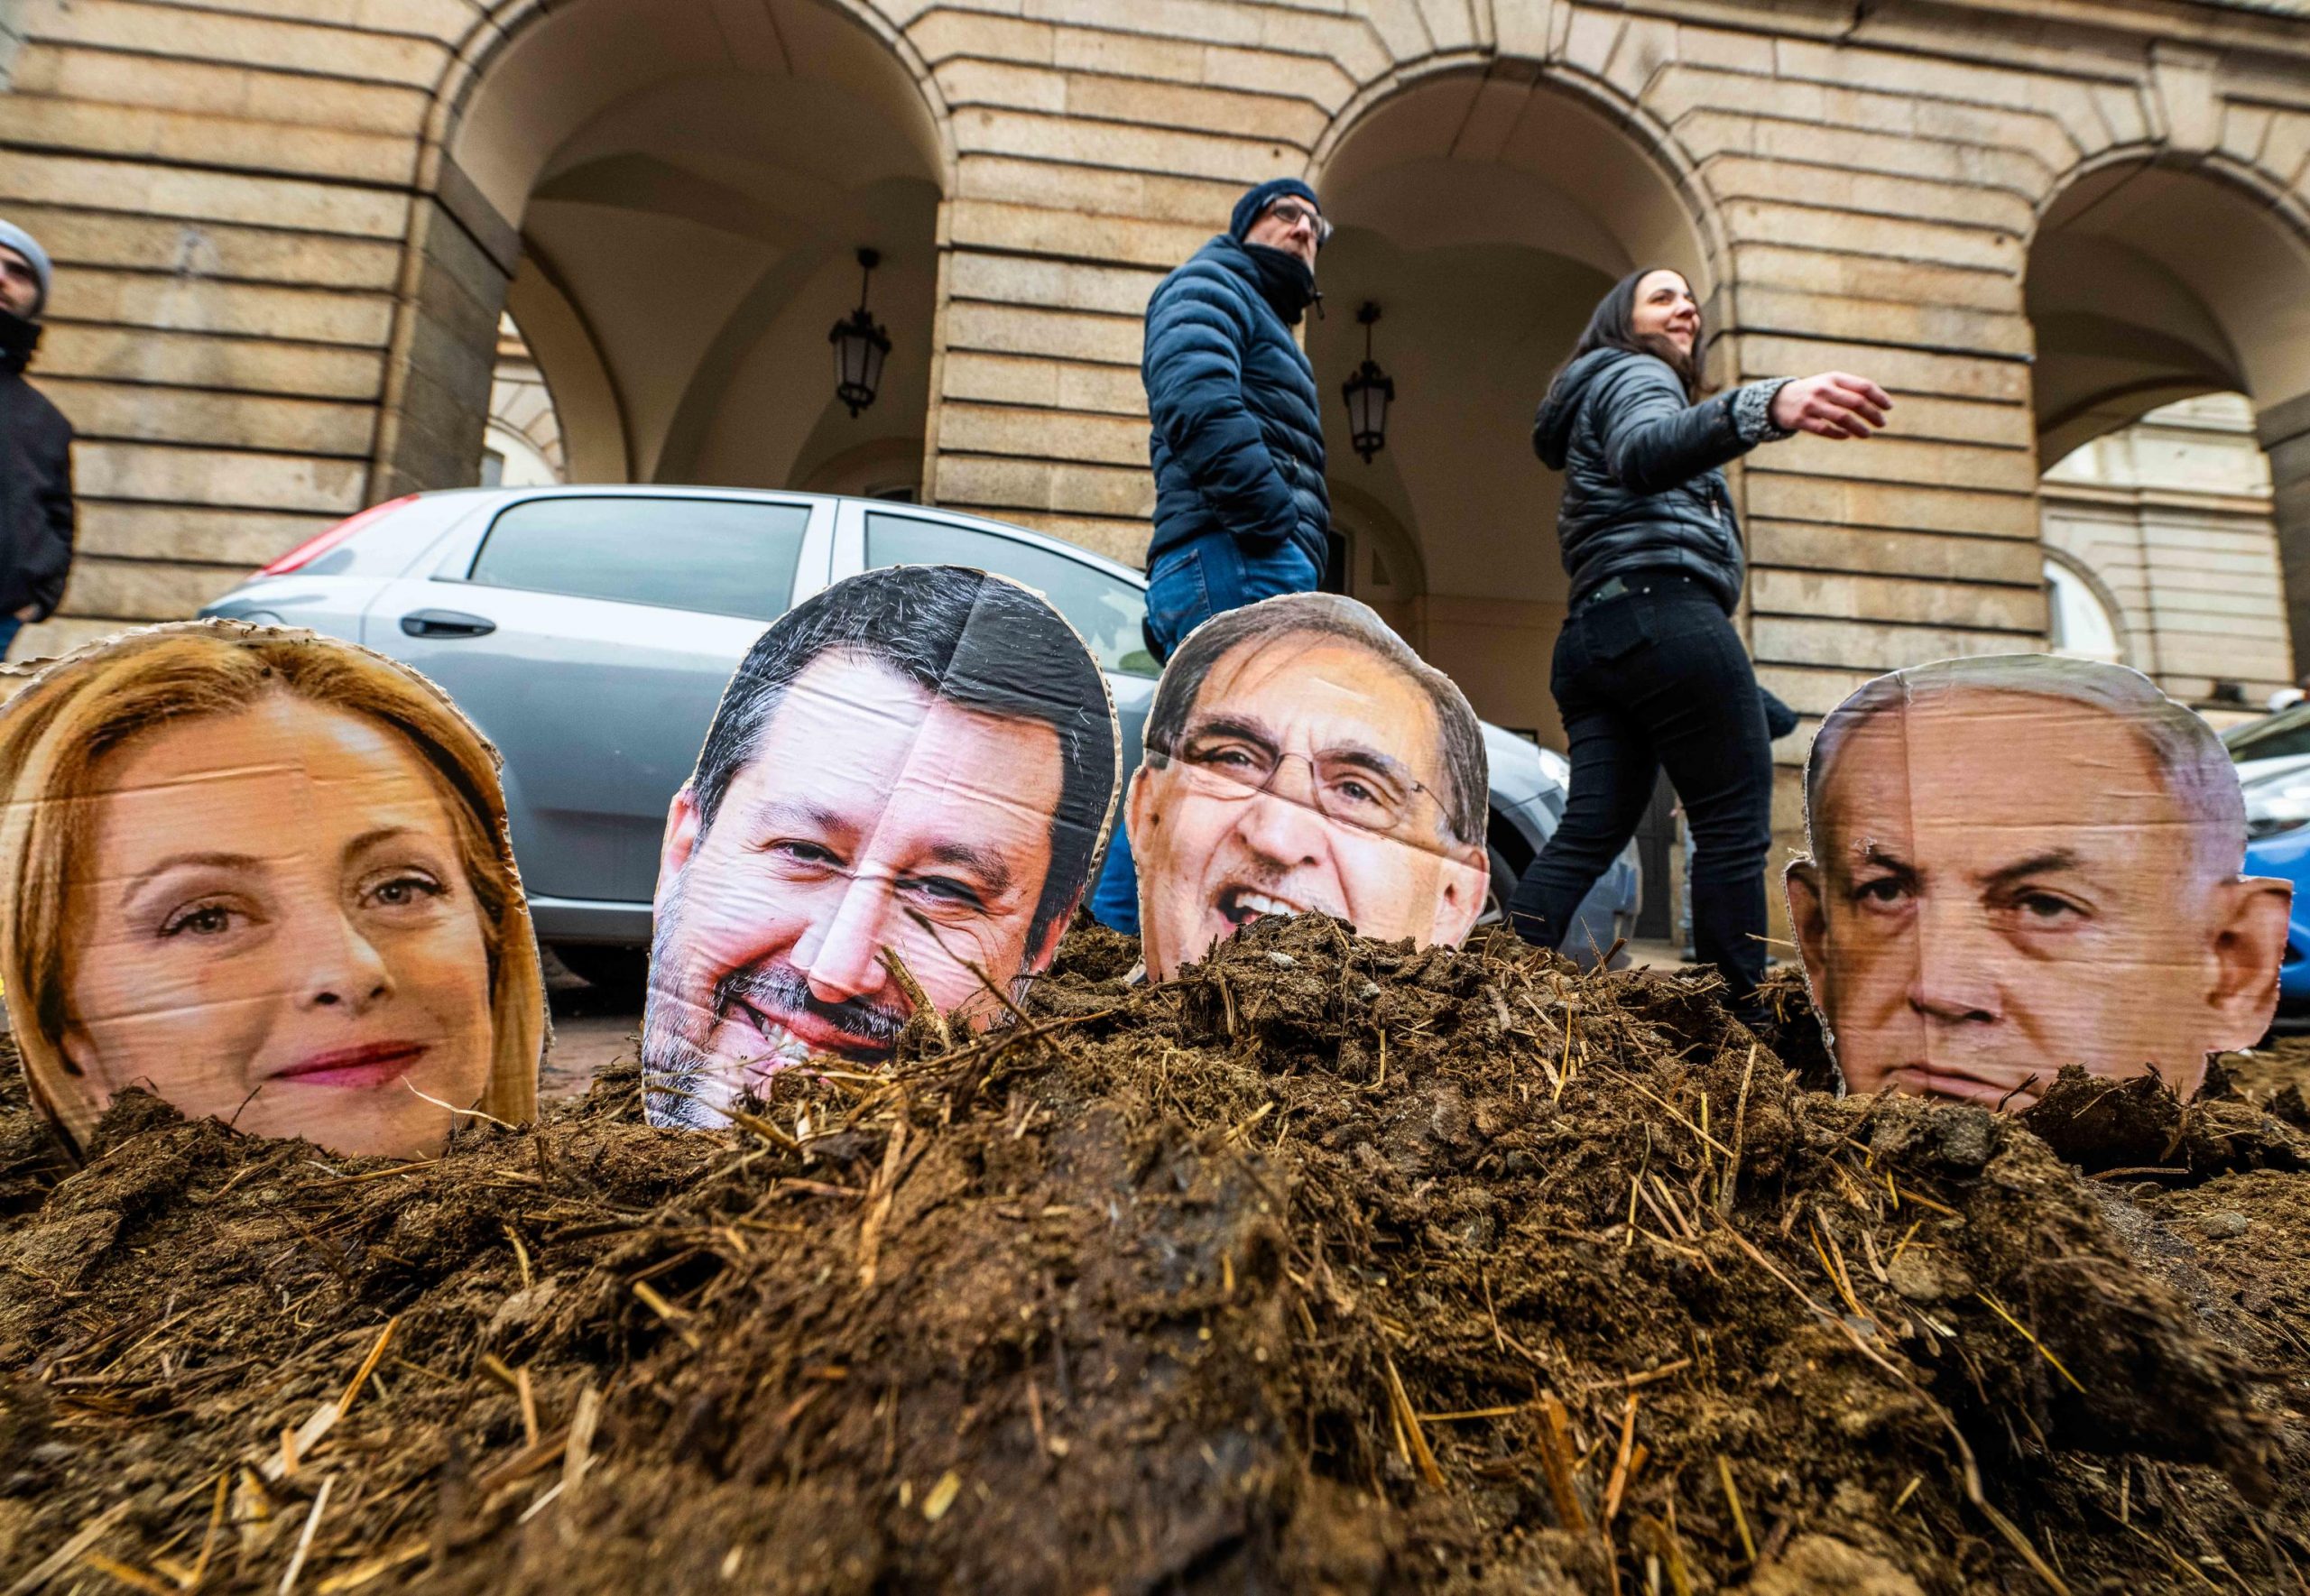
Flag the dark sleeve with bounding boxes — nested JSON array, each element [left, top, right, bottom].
[[1144, 265, 1299, 543], [26, 417, 75, 621], [1593, 357, 1754, 496], [1759, 685, 1800, 741]]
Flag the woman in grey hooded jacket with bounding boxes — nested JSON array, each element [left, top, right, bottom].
[[1507, 266, 1890, 1014]]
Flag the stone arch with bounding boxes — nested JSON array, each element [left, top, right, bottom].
[[373, 0, 951, 498], [1326, 476, 1428, 636], [502, 257, 626, 483], [423, 0, 954, 202], [1302, 59, 1719, 743], [482, 313, 568, 485], [2026, 143, 2310, 675], [1307, 54, 1728, 297], [2028, 148, 2310, 456], [2038, 545, 2130, 666]]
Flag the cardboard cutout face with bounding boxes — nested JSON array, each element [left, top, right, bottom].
[[0, 622, 546, 1159], [1130, 593, 1490, 983], [642, 566, 1119, 1130], [1786, 654, 2290, 1111]]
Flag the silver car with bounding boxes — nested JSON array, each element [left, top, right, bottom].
[[201, 487, 1638, 983]]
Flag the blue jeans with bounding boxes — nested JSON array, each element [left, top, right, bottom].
[[0, 615, 24, 660], [1089, 530, 1323, 934]]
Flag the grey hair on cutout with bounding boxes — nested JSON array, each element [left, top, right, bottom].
[[1804, 653, 2246, 881]]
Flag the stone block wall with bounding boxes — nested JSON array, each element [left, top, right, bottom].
[[6, 0, 2310, 905]]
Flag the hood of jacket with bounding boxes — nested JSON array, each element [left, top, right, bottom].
[[1532, 347, 1640, 471]]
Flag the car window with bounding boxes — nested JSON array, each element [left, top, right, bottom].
[[2227, 703, 2310, 763], [469, 497, 808, 622], [864, 512, 1161, 678]]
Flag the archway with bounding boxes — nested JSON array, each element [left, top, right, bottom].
[[1307, 65, 1716, 745], [484, 314, 567, 487], [2037, 392, 2288, 710], [1326, 477, 1428, 645], [395, 0, 945, 495], [2028, 157, 2310, 680]]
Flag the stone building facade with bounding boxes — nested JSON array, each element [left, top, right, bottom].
[[6, 0, 2310, 880], [481, 315, 565, 487], [2041, 392, 2293, 715]]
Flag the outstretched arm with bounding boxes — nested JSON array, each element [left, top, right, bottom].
[[1769, 372, 1893, 440], [1596, 361, 1890, 494], [1594, 359, 1753, 495]]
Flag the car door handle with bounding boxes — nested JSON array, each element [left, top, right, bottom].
[[400, 608, 496, 639]]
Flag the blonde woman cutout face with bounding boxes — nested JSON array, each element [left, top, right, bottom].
[[60, 692, 496, 1158]]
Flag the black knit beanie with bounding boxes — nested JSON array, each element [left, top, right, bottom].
[[1229, 178, 1320, 241]]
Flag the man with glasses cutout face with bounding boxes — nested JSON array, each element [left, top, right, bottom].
[[1090, 177, 1340, 934], [1130, 593, 1490, 983]]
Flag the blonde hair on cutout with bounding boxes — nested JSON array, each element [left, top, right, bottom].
[[0, 621, 546, 1155]]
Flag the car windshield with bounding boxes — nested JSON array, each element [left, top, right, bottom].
[[2226, 702, 2310, 764]]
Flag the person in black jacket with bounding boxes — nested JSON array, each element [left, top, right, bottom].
[[1507, 265, 1890, 1014], [1089, 176, 1333, 933], [0, 219, 73, 661]]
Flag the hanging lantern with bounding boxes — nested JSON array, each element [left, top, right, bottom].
[[829, 247, 892, 418], [1340, 301, 1393, 464]]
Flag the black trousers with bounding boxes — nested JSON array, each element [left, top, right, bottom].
[[1508, 573, 1775, 1007]]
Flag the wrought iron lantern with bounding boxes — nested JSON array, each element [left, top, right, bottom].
[[1341, 301, 1394, 464], [829, 247, 892, 418]]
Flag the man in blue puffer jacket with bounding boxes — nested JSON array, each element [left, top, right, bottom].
[[1091, 177, 1333, 933]]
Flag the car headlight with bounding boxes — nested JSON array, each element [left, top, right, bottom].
[[2247, 785, 2310, 840]]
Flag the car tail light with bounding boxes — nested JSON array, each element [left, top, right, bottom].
[[259, 494, 419, 576]]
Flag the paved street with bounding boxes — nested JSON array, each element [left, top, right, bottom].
[[538, 951, 641, 1100], [541, 992, 639, 1100]]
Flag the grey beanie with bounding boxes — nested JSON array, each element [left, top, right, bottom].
[[0, 220, 52, 315]]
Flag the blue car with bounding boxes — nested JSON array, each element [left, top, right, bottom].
[[2228, 706, 2310, 1011]]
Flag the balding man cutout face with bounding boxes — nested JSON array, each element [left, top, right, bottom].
[[1787, 687, 2290, 1111]]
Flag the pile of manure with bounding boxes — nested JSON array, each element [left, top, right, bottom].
[[3, 914, 2305, 1594]]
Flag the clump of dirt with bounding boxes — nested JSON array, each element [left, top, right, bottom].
[[2023, 1065, 2308, 1179], [1, 918, 2305, 1593], [1750, 967, 1840, 1093], [2221, 1034, 2310, 1130], [0, 1036, 72, 1222]]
